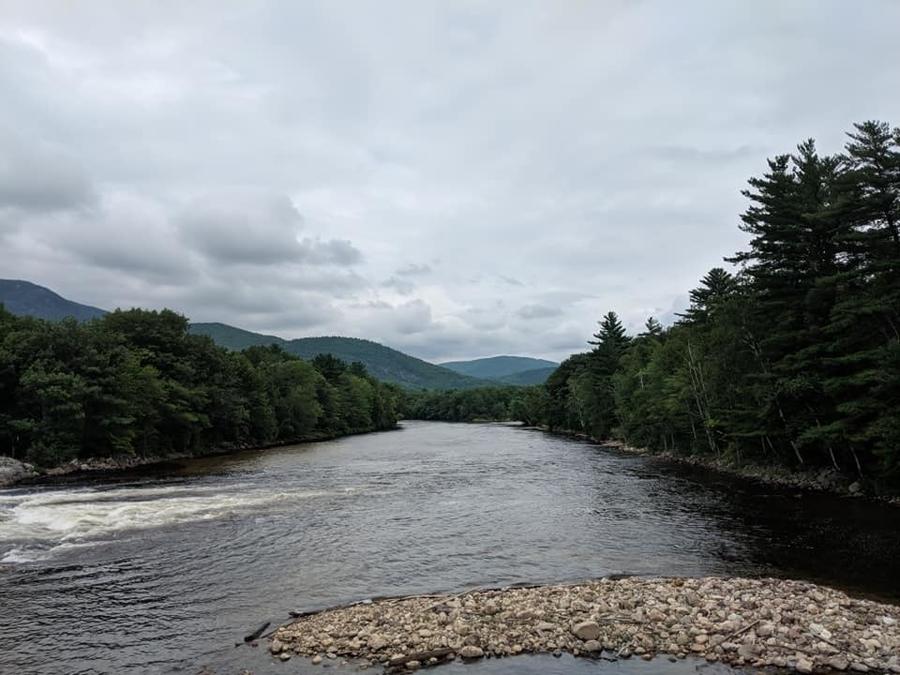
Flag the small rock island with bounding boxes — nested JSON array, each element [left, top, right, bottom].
[[270, 576, 900, 673]]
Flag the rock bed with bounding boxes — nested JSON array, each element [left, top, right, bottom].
[[270, 577, 900, 673]]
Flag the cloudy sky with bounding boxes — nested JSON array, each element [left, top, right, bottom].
[[1, 1, 899, 362]]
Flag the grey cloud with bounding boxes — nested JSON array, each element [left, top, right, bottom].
[[0, 133, 95, 213], [178, 191, 306, 265], [391, 299, 433, 335], [499, 275, 524, 287], [1, 1, 898, 360], [381, 276, 415, 295], [516, 304, 564, 320], [297, 238, 362, 266], [395, 263, 432, 276], [646, 144, 760, 164]]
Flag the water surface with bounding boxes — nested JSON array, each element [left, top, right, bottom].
[[1, 421, 898, 674]]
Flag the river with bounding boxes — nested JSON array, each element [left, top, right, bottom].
[[1, 421, 898, 674]]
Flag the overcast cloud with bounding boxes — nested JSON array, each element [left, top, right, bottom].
[[1, 1, 899, 361]]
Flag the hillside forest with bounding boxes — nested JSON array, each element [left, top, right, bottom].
[[0, 308, 400, 466]]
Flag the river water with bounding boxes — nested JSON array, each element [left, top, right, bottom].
[[1, 421, 898, 675]]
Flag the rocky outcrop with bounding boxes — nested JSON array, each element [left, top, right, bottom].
[[271, 577, 900, 673], [0, 457, 36, 487]]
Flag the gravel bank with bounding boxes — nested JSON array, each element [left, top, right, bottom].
[[270, 577, 899, 673]]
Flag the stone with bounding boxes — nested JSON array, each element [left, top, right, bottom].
[[848, 481, 862, 494], [796, 658, 814, 673], [827, 656, 849, 671], [279, 652, 291, 661], [583, 640, 602, 653], [269, 638, 283, 654], [572, 621, 601, 641], [0, 457, 35, 487], [367, 635, 388, 650], [536, 621, 557, 632], [850, 663, 869, 672], [405, 660, 421, 670], [810, 623, 833, 640], [311, 655, 323, 665], [459, 646, 484, 659]]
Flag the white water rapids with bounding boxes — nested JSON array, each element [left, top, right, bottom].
[[0, 481, 367, 563]]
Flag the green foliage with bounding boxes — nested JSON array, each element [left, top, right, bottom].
[[402, 385, 542, 423], [519, 120, 900, 487], [0, 309, 399, 467]]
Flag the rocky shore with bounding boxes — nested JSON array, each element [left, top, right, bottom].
[[270, 577, 900, 673], [0, 427, 400, 487]]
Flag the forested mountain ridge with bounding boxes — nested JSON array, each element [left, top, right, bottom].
[[494, 366, 557, 385], [189, 324, 490, 390], [0, 288, 492, 390], [188, 322, 283, 351], [440, 355, 558, 382], [0, 280, 107, 322]]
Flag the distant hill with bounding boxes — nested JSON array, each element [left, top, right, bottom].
[[1, 282, 534, 391], [494, 366, 558, 385], [440, 355, 559, 383], [189, 322, 284, 351], [0, 279, 107, 322], [189, 324, 489, 390]]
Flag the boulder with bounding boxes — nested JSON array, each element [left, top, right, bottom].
[[367, 635, 388, 650], [459, 646, 484, 659], [0, 457, 35, 487], [796, 658, 814, 673], [572, 621, 601, 641]]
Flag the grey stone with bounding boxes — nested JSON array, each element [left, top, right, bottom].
[[572, 621, 601, 641]]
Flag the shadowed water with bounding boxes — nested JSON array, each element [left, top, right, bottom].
[[0, 421, 898, 674]]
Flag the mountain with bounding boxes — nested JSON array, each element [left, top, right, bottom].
[[494, 366, 558, 386], [0, 282, 520, 391], [440, 355, 559, 383], [188, 322, 284, 351], [190, 324, 489, 390], [0, 279, 107, 322]]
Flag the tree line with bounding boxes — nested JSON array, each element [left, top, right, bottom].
[[408, 121, 900, 487], [0, 307, 400, 467], [402, 386, 547, 423]]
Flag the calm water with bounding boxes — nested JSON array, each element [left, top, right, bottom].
[[1, 421, 898, 675]]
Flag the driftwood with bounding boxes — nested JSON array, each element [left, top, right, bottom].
[[284, 575, 648, 622], [243, 621, 270, 643], [385, 648, 454, 672], [723, 618, 760, 642]]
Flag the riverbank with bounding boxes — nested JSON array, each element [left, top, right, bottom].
[[0, 425, 401, 487], [270, 577, 899, 673], [527, 426, 900, 505]]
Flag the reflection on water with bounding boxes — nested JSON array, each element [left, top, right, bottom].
[[1, 421, 898, 674]]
